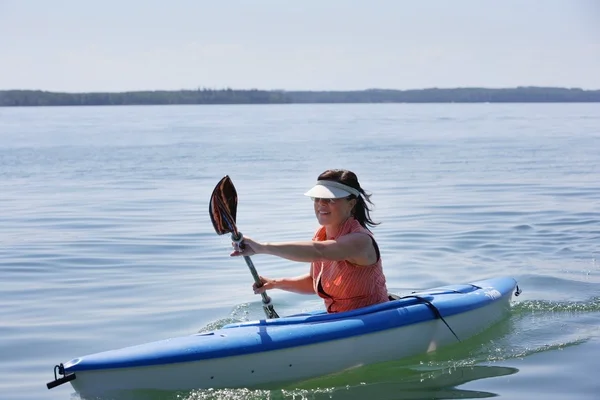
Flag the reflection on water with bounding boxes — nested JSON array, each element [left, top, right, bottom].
[[93, 365, 518, 400], [277, 365, 519, 400]]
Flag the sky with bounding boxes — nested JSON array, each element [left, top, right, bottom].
[[1, 0, 599, 92]]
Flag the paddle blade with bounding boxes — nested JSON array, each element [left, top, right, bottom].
[[209, 175, 239, 236]]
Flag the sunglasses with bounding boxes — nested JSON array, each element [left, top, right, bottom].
[[311, 196, 352, 204]]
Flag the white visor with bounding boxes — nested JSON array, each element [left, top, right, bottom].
[[304, 180, 360, 199]]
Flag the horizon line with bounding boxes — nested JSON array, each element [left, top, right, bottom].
[[2, 85, 600, 94]]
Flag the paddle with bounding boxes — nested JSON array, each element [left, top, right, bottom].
[[209, 175, 279, 319]]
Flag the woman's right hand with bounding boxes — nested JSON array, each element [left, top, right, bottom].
[[253, 275, 276, 294], [230, 236, 262, 257]]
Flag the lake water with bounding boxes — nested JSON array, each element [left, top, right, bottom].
[[0, 103, 598, 400]]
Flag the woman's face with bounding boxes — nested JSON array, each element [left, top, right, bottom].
[[312, 197, 356, 226]]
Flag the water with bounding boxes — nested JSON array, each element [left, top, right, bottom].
[[0, 103, 599, 400]]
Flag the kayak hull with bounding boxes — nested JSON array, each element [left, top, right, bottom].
[[52, 277, 519, 396]]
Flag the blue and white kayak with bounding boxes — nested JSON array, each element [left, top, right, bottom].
[[47, 277, 520, 397]]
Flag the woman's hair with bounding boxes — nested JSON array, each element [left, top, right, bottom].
[[317, 169, 380, 230]]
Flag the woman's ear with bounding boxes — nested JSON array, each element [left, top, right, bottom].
[[349, 198, 358, 214]]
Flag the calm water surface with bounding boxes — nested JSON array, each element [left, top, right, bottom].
[[0, 103, 599, 400]]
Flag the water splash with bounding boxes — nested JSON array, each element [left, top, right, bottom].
[[513, 297, 600, 314], [182, 387, 337, 400], [198, 303, 252, 332]]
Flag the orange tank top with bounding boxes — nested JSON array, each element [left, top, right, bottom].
[[311, 217, 389, 313]]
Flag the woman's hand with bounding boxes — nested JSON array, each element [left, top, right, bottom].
[[252, 275, 277, 294], [230, 236, 262, 257]]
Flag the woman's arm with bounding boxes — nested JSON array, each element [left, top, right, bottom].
[[231, 233, 376, 265], [254, 273, 314, 295]]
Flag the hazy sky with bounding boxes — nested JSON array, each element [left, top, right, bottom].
[[1, 0, 599, 92]]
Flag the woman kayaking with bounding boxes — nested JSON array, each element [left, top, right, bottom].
[[231, 169, 389, 313]]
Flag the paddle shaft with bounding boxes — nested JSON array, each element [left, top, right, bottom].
[[241, 255, 271, 303], [232, 232, 279, 319]]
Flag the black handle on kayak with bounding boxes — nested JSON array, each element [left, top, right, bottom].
[[47, 364, 76, 390]]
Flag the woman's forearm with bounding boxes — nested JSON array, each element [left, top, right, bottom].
[[261, 241, 326, 262], [273, 273, 314, 294]]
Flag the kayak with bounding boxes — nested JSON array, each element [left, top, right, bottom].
[[47, 276, 520, 397]]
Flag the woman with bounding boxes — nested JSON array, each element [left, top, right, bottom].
[[231, 169, 389, 313]]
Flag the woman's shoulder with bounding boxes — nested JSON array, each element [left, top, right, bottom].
[[347, 218, 373, 236]]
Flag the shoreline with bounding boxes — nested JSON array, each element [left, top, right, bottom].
[[1, 87, 599, 106]]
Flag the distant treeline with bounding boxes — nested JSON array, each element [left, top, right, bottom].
[[1, 87, 599, 106]]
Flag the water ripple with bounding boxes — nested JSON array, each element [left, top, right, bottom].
[[1, 104, 599, 400]]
